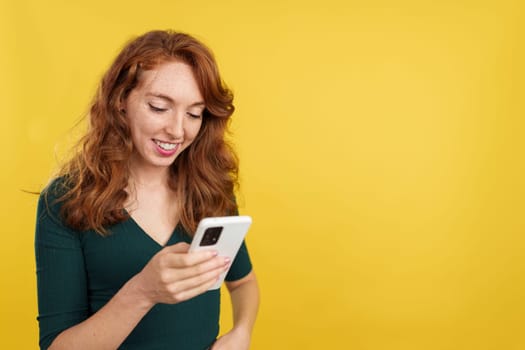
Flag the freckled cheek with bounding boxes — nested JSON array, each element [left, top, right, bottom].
[[192, 121, 204, 139], [187, 130, 200, 143], [130, 122, 156, 146], [136, 119, 163, 135]]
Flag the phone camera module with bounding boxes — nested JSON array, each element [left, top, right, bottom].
[[200, 226, 223, 246]]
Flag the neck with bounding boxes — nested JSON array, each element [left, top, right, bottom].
[[129, 159, 171, 190]]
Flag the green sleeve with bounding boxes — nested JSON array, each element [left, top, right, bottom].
[[225, 240, 252, 282], [224, 201, 253, 282], [34, 189, 89, 350]]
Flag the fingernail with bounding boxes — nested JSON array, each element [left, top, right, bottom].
[[224, 257, 231, 264]]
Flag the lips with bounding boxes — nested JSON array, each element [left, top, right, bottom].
[[153, 139, 177, 151], [152, 139, 180, 156]]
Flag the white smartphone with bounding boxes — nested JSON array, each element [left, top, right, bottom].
[[189, 215, 252, 290]]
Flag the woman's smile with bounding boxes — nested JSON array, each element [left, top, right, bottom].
[[153, 139, 180, 156]]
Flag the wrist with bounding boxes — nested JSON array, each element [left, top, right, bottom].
[[231, 324, 252, 337], [121, 274, 156, 310]]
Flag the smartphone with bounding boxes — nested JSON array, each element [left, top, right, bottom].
[[189, 215, 252, 290]]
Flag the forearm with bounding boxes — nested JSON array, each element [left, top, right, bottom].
[[49, 275, 153, 350], [228, 272, 260, 334]]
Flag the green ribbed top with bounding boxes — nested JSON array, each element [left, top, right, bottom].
[[35, 182, 252, 350]]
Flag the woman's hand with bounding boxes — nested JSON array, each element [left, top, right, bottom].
[[133, 242, 230, 305], [211, 327, 251, 350]]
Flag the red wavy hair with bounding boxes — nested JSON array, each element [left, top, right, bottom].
[[50, 30, 238, 236]]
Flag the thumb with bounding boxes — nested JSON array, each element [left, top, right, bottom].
[[165, 242, 190, 254]]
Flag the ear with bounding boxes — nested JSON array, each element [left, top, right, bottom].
[[117, 99, 127, 115]]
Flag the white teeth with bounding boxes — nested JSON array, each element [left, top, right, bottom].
[[154, 140, 177, 151]]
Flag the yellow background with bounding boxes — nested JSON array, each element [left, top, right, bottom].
[[1, 0, 524, 349]]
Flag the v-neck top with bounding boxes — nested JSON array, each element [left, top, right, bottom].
[[34, 180, 252, 350]]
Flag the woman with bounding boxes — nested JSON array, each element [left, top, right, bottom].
[[35, 30, 259, 350]]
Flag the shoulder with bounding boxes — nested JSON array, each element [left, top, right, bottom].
[[36, 176, 83, 247], [42, 176, 72, 200], [37, 176, 72, 225]]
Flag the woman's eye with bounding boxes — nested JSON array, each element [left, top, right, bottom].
[[187, 112, 202, 119], [148, 103, 167, 113]]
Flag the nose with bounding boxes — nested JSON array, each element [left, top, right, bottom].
[[166, 111, 184, 140]]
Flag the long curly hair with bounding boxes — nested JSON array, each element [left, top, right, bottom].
[[50, 30, 238, 236]]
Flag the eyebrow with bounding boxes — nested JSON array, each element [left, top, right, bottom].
[[146, 93, 205, 107]]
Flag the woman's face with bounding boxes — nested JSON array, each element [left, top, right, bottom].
[[124, 61, 205, 172]]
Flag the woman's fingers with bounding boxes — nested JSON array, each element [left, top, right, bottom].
[[166, 264, 230, 303], [141, 242, 230, 304], [162, 255, 230, 284]]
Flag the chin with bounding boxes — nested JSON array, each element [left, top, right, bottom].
[[153, 158, 178, 168]]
